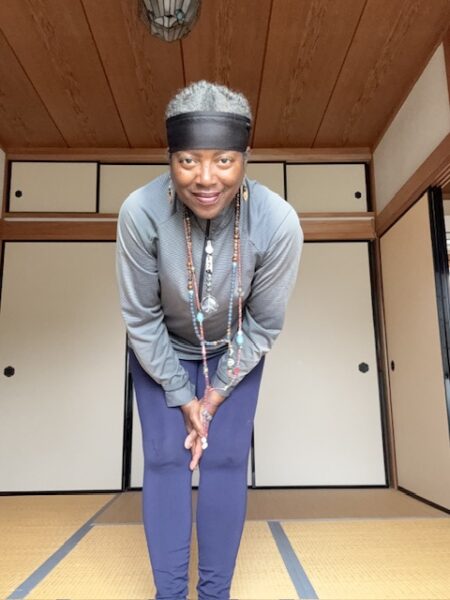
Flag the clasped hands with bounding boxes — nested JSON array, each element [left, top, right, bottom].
[[180, 388, 224, 471]]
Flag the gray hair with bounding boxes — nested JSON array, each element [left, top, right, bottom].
[[165, 80, 252, 122]]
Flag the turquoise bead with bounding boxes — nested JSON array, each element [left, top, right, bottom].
[[196, 312, 204, 324], [236, 331, 244, 346]]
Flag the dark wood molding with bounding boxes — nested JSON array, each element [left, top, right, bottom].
[[6, 147, 372, 163], [0, 213, 375, 242], [0, 220, 116, 240]]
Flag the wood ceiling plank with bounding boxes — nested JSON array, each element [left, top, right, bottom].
[[0, 31, 65, 148], [0, 0, 128, 147], [181, 0, 272, 122], [82, 0, 185, 147], [253, 0, 365, 147], [315, 0, 450, 148]]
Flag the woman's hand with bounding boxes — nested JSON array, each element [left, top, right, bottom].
[[180, 390, 225, 470], [181, 397, 206, 471], [200, 388, 225, 420], [196, 388, 225, 442]]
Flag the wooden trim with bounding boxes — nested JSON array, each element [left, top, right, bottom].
[[368, 157, 377, 213], [3, 212, 118, 219], [6, 147, 372, 163], [0, 214, 375, 241], [299, 211, 374, 219], [376, 133, 450, 236], [1, 151, 8, 216], [3, 210, 373, 220], [372, 236, 398, 488], [301, 217, 375, 240], [0, 220, 116, 240]]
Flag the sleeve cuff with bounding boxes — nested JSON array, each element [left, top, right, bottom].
[[164, 379, 196, 407], [210, 372, 233, 398]]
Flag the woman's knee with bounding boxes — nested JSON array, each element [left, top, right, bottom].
[[143, 435, 190, 470], [201, 433, 252, 470]]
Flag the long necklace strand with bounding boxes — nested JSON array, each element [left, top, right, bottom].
[[183, 191, 244, 396]]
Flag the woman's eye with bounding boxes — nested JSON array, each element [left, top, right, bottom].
[[180, 157, 194, 165], [218, 157, 232, 165]]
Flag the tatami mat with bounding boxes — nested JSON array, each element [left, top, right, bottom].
[[0, 494, 116, 600], [28, 524, 154, 600], [11, 517, 450, 600], [96, 487, 447, 524], [27, 521, 300, 599], [283, 518, 450, 599], [2, 490, 448, 599], [228, 521, 299, 600]]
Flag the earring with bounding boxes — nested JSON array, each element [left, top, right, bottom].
[[241, 180, 249, 202], [168, 180, 173, 204]]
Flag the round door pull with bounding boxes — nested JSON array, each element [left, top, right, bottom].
[[14, 190, 23, 198], [358, 362, 369, 373], [4, 366, 15, 377]]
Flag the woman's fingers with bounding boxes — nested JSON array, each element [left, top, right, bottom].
[[184, 428, 203, 470], [192, 404, 208, 439], [184, 428, 197, 449], [189, 435, 203, 470]]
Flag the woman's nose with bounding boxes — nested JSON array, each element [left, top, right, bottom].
[[196, 162, 216, 187]]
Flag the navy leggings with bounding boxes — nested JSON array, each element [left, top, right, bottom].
[[128, 347, 265, 600]]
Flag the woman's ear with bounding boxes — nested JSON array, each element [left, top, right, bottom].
[[243, 145, 251, 165]]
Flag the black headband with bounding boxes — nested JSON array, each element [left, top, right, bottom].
[[166, 111, 251, 152]]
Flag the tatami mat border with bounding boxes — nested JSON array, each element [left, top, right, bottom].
[[5, 512, 449, 599], [7, 493, 121, 600], [269, 521, 318, 599]]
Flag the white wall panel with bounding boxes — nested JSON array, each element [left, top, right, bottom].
[[380, 193, 450, 508], [9, 162, 97, 212], [0, 242, 126, 491], [373, 43, 450, 212], [246, 163, 285, 198], [286, 164, 367, 212], [254, 242, 385, 486], [99, 164, 168, 213]]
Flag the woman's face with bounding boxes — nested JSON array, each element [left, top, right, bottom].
[[170, 148, 246, 220]]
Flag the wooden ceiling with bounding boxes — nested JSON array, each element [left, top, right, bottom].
[[0, 0, 449, 151]]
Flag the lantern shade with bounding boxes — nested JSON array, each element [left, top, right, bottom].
[[141, 0, 201, 42]]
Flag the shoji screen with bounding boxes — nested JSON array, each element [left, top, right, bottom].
[[380, 192, 450, 508], [254, 241, 385, 486], [9, 162, 97, 212], [99, 164, 168, 213], [0, 242, 126, 492]]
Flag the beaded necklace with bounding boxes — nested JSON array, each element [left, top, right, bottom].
[[183, 190, 244, 397]]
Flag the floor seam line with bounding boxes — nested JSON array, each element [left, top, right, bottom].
[[7, 493, 120, 600], [268, 520, 319, 600]]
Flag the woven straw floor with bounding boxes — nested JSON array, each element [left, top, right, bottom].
[[1, 489, 448, 600]]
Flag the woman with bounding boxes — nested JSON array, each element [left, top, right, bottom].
[[116, 80, 303, 600]]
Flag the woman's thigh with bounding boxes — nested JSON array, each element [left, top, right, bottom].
[[199, 356, 265, 468], [128, 347, 199, 468]]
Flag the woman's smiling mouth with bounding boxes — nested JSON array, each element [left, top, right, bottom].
[[192, 192, 221, 205]]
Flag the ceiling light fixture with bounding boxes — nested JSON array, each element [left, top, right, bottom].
[[140, 0, 202, 42]]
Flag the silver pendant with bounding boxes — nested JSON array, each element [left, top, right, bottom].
[[201, 294, 219, 314]]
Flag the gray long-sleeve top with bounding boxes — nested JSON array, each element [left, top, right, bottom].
[[115, 171, 303, 407]]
